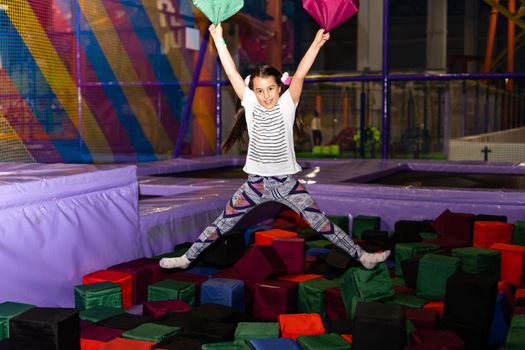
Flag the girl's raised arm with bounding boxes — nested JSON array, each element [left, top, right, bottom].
[[289, 29, 330, 104], [209, 23, 246, 100]]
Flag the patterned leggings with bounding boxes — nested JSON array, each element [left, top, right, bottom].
[[185, 175, 364, 260]]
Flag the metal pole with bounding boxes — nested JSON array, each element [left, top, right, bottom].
[[174, 28, 210, 158], [507, 0, 515, 91], [75, 0, 84, 160], [460, 81, 467, 137], [182, 71, 525, 86], [493, 83, 500, 131], [484, 84, 490, 133], [381, 0, 390, 159], [437, 87, 442, 144], [443, 89, 449, 157], [359, 84, 366, 158], [215, 54, 222, 155], [474, 82, 480, 134], [483, 0, 499, 73]]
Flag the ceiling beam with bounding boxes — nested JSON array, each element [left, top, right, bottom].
[[482, 0, 525, 30]]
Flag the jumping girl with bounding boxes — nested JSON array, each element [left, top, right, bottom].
[[160, 23, 390, 270]]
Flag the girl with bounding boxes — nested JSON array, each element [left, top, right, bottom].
[[160, 23, 390, 270]]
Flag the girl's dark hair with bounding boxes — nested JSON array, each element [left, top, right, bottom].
[[222, 65, 304, 153]]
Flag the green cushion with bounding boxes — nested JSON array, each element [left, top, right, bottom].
[[340, 263, 394, 316], [387, 293, 428, 308], [419, 232, 439, 240], [348, 296, 365, 319], [513, 221, 525, 246], [328, 215, 349, 233], [416, 254, 460, 300], [506, 315, 525, 350], [79, 306, 125, 323], [74, 281, 122, 310], [122, 323, 180, 342], [391, 277, 406, 287], [297, 333, 350, 349], [298, 228, 322, 241], [234, 322, 280, 340], [305, 239, 333, 249], [202, 340, 251, 349], [298, 278, 339, 318], [352, 215, 381, 240], [153, 245, 188, 260], [395, 242, 440, 277], [0, 302, 35, 340], [406, 320, 415, 345], [510, 315, 525, 328], [451, 247, 500, 276], [148, 279, 195, 306]]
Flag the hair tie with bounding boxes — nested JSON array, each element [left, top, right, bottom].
[[244, 75, 251, 86], [281, 72, 291, 85]]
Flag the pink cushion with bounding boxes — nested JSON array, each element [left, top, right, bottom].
[[325, 287, 347, 320], [142, 299, 191, 318], [233, 245, 287, 290], [254, 280, 298, 321], [272, 238, 305, 274]]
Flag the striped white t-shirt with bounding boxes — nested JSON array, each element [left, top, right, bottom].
[[241, 88, 302, 176]]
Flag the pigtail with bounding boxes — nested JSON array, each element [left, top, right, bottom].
[[293, 104, 304, 137], [222, 100, 248, 153]]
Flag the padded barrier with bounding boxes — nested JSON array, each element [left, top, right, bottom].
[[0, 163, 139, 307]]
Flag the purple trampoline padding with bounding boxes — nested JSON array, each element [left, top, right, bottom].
[[136, 155, 245, 176], [299, 159, 525, 232], [139, 185, 237, 257], [0, 163, 140, 307], [137, 157, 525, 257], [2, 156, 524, 309]]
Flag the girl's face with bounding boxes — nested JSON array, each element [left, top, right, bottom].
[[252, 76, 282, 109]]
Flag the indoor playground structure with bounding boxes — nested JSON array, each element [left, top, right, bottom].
[[0, 1, 525, 349]]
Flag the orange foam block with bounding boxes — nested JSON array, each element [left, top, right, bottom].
[[423, 301, 444, 318], [278, 274, 323, 283], [255, 229, 298, 246], [81, 338, 105, 350], [95, 337, 155, 350], [341, 334, 352, 344], [278, 313, 325, 340], [516, 288, 525, 299], [83, 270, 133, 309], [490, 243, 525, 286], [498, 280, 515, 306], [473, 221, 513, 248], [277, 209, 310, 230]]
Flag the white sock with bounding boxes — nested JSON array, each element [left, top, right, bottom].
[[159, 254, 191, 269], [359, 250, 391, 270]]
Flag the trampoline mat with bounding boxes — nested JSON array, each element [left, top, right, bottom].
[[350, 170, 525, 190], [156, 166, 247, 179]]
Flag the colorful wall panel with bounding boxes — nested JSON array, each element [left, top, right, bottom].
[[0, 0, 217, 163]]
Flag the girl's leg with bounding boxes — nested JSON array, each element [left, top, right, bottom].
[[275, 178, 390, 269], [160, 178, 267, 269]]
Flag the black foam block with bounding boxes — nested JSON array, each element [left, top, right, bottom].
[[443, 271, 497, 328], [352, 301, 406, 350], [400, 256, 422, 289], [9, 307, 80, 350], [200, 229, 246, 267]]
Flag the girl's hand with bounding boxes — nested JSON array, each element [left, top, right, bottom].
[[209, 23, 223, 41], [313, 28, 330, 48]]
